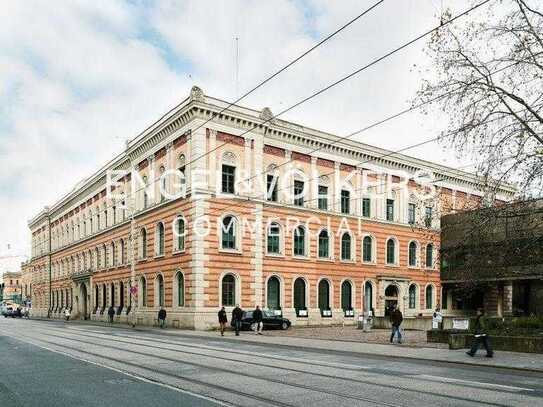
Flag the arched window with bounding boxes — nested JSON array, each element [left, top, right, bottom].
[[341, 233, 352, 260], [111, 242, 116, 266], [267, 222, 281, 254], [426, 285, 434, 309], [267, 276, 280, 310], [140, 228, 147, 259], [156, 223, 165, 255], [409, 284, 417, 309], [94, 285, 99, 309], [386, 238, 396, 265], [110, 283, 115, 307], [221, 274, 235, 306], [293, 226, 306, 256], [139, 277, 147, 307], [175, 217, 185, 251], [102, 284, 106, 310], [120, 239, 126, 264], [318, 279, 330, 311], [409, 241, 417, 267], [341, 281, 352, 311], [318, 230, 329, 258], [362, 236, 373, 262], [426, 244, 434, 268], [119, 281, 125, 310], [155, 274, 164, 307], [364, 281, 373, 312], [293, 278, 306, 311], [95, 247, 100, 269], [176, 272, 185, 307], [221, 216, 236, 250]]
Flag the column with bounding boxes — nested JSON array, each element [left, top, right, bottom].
[[244, 138, 252, 197], [166, 141, 174, 197], [253, 134, 264, 200], [208, 129, 217, 195], [356, 166, 363, 216], [147, 155, 155, 206], [503, 281, 513, 316], [283, 150, 293, 204], [251, 203, 264, 306], [333, 162, 340, 212], [309, 157, 318, 208], [190, 127, 207, 196]]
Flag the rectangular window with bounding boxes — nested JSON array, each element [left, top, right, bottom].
[[341, 190, 350, 214], [425, 206, 433, 228], [408, 203, 416, 225], [293, 180, 304, 206], [362, 198, 371, 217], [386, 199, 394, 221], [267, 224, 280, 254], [318, 185, 328, 210], [222, 165, 235, 194], [266, 174, 278, 202]]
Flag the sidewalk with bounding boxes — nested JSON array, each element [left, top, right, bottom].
[[170, 329, 543, 373], [31, 317, 543, 373]]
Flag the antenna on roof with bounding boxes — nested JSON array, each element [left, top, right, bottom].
[[234, 36, 240, 100]]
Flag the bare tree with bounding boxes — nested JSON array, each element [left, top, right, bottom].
[[416, 0, 543, 199]]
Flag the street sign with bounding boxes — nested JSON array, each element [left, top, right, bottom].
[[452, 318, 469, 330]]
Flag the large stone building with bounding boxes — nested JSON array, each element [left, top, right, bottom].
[[25, 87, 514, 329]]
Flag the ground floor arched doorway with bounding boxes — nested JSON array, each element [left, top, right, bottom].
[[384, 285, 399, 316], [80, 283, 88, 320]]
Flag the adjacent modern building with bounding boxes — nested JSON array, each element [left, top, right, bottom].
[[441, 199, 543, 317], [25, 86, 514, 329]]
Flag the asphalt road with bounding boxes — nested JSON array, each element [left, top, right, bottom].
[[1, 318, 542, 407]]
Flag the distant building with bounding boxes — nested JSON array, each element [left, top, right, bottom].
[[0, 271, 22, 304], [440, 199, 543, 317]]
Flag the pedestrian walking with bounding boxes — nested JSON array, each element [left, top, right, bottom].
[[232, 304, 243, 336], [64, 307, 71, 321], [108, 306, 115, 323], [218, 306, 228, 336], [389, 305, 403, 344], [253, 305, 263, 335], [466, 308, 494, 358], [158, 307, 167, 329]]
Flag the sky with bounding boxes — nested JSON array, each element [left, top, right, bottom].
[[0, 0, 478, 262]]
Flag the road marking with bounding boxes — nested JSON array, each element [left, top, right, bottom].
[[3, 332, 232, 407], [415, 374, 534, 392]]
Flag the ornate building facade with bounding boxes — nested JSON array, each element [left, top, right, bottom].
[[25, 87, 514, 329]]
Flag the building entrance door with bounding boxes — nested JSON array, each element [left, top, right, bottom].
[[80, 284, 87, 320], [384, 285, 399, 316]]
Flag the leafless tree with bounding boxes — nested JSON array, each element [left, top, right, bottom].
[[416, 0, 543, 199]]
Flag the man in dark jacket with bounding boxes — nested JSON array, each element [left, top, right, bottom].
[[253, 305, 263, 335], [232, 305, 243, 336], [466, 308, 493, 358], [158, 307, 167, 329], [389, 305, 403, 344], [218, 307, 228, 336], [108, 306, 115, 323]]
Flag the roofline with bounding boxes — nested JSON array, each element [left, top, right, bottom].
[[28, 86, 517, 226]]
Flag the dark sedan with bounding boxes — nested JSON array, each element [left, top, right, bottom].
[[233, 310, 291, 331]]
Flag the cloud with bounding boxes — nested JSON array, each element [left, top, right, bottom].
[[0, 0, 474, 258]]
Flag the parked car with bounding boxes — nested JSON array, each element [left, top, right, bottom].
[[2, 307, 14, 317], [234, 310, 291, 331]]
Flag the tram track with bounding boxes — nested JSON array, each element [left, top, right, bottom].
[[25, 326, 521, 407]]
